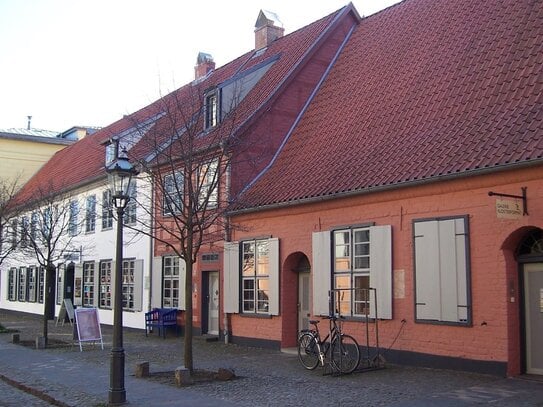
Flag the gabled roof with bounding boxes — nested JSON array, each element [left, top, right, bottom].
[[11, 6, 352, 207], [236, 0, 543, 211]]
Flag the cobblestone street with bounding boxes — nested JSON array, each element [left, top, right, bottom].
[[1, 310, 542, 406]]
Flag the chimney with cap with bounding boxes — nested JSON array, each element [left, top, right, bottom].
[[194, 52, 215, 80], [254, 10, 284, 50]]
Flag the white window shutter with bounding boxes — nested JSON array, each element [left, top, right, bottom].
[[268, 238, 280, 315], [223, 241, 240, 313], [151, 257, 162, 309], [369, 225, 392, 319], [178, 258, 187, 311], [74, 264, 83, 306], [93, 262, 100, 307], [312, 231, 331, 316], [133, 259, 144, 311], [414, 221, 441, 320]]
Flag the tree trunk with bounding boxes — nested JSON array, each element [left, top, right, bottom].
[[42, 263, 56, 347], [184, 258, 193, 372]]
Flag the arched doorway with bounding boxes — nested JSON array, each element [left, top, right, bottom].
[[517, 229, 543, 375]]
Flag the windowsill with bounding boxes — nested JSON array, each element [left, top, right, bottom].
[[85, 230, 96, 234], [415, 319, 472, 327], [101, 227, 113, 231], [239, 313, 273, 319]]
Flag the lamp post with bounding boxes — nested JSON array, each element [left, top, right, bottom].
[[105, 148, 138, 405]]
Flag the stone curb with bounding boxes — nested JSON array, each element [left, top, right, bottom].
[[0, 373, 71, 407]]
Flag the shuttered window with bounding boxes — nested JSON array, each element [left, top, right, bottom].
[[312, 225, 392, 319], [223, 238, 279, 315], [414, 216, 471, 325]]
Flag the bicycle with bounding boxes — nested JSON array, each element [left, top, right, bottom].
[[297, 315, 360, 374]]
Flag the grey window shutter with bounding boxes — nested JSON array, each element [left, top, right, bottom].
[[414, 221, 441, 320], [438, 219, 460, 322], [268, 238, 280, 315], [74, 264, 83, 306], [369, 225, 392, 319], [151, 257, 162, 309], [93, 262, 100, 307], [133, 259, 144, 311], [223, 241, 240, 313], [178, 257, 187, 311], [454, 218, 469, 322], [312, 231, 331, 316]]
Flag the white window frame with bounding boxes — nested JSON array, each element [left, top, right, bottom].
[[223, 238, 279, 315], [86, 195, 96, 233], [312, 225, 392, 319], [102, 190, 113, 230], [204, 91, 219, 129], [197, 159, 219, 209], [163, 172, 183, 216], [82, 261, 96, 307], [99, 260, 112, 309], [413, 216, 471, 325], [27, 266, 37, 302], [8, 267, 17, 301], [162, 256, 183, 308], [123, 184, 137, 225], [69, 200, 78, 236], [18, 266, 27, 302]]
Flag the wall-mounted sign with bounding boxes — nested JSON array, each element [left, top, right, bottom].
[[496, 199, 522, 219]]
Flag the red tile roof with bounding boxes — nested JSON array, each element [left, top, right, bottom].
[[12, 6, 349, 207], [237, 0, 543, 211]]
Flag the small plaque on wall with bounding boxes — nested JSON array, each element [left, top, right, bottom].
[[496, 199, 522, 219]]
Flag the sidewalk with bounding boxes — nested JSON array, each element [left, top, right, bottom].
[[1, 309, 543, 406]]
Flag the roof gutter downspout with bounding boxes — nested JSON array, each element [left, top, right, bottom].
[[240, 22, 357, 196]]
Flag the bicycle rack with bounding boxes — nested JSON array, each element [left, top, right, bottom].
[[326, 287, 386, 375]]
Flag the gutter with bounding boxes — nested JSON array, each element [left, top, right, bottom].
[[230, 159, 543, 215]]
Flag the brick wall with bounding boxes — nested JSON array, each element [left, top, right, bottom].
[[230, 165, 543, 375]]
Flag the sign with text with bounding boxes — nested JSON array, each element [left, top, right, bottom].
[[496, 199, 522, 219]]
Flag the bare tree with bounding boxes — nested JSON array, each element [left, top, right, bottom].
[[0, 176, 21, 266], [127, 81, 254, 372], [13, 182, 87, 345]]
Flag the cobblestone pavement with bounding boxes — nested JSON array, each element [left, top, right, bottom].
[[1, 309, 542, 406]]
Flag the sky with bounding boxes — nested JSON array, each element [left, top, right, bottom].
[[0, 0, 400, 133]]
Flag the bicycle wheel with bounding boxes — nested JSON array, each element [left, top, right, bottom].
[[297, 332, 320, 370], [331, 334, 360, 374]]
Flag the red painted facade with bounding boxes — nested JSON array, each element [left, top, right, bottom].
[[229, 166, 543, 376]]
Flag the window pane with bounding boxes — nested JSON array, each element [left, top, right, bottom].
[[243, 279, 255, 312], [257, 279, 269, 312], [354, 256, 370, 269], [256, 240, 269, 275], [242, 242, 255, 276], [334, 274, 351, 315], [354, 229, 369, 243], [354, 275, 370, 316]]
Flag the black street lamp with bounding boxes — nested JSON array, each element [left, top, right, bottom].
[[105, 147, 138, 405]]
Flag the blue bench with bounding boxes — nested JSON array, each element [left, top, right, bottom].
[[145, 308, 179, 339]]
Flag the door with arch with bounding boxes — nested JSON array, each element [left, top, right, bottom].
[[295, 255, 311, 332], [518, 229, 543, 375], [523, 263, 543, 375]]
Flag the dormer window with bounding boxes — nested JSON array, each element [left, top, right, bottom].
[[204, 91, 219, 129], [105, 142, 117, 165]]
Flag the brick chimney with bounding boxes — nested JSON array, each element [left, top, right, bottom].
[[254, 10, 284, 50], [194, 52, 215, 80]]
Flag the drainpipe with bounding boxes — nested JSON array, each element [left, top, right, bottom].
[[223, 160, 232, 344], [148, 177, 154, 311]]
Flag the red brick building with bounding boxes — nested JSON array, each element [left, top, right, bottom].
[[223, 0, 543, 376]]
